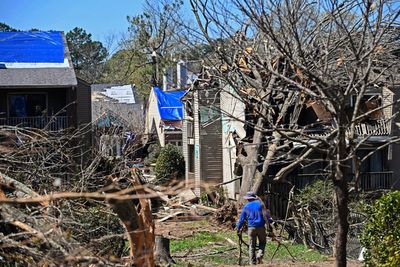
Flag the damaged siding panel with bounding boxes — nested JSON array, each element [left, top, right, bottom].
[[382, 87, 394, 133], [306, 100, 332, 122], [200, 120, 223, 183]]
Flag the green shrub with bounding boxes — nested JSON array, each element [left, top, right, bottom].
[[297, 179, 333, 206], [155, 144, 185, 184], [361, 191, 400, 267], [143, 143, 161, 165]]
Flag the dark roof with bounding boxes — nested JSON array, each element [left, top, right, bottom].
[[0, 32, 77, 87], [0, 67, 77, 87]]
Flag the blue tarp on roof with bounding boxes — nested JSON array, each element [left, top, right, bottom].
[[0, 31, 64, 63], [154, 87, 186, 121]]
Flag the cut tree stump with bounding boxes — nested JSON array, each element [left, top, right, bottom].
[[155, 235, 175, 266]]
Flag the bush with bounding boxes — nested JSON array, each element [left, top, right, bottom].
[[143, 143, 161, 165], [361, 191, 400, 266], [155, 144, 185, 184]]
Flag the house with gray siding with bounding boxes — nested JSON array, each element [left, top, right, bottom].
[[0, 31, 91, 131], [181, 76, 245, 199], [182, 72, 400, 202]]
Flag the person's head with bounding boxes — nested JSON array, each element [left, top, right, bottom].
[[243, 191, 257, 202]]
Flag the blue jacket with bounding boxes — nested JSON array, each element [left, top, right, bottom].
[[237, 200, 273, 231]]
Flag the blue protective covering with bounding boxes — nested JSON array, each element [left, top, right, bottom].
[[154, 87, 186, 121], [0, 31, 64, 63]]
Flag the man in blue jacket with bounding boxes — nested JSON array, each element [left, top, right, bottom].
[[237, 192, 273, 265]]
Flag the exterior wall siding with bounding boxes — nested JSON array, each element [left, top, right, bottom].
[[182, 102, 189, 185], [76, 79, 92, 126], [145, 89, 164, 146], [193, 89, 201, 196], [200, 120, 223, 183]]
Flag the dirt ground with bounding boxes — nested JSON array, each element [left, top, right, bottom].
[[156, 219, 363, 267], [155, 219, 221, 238]]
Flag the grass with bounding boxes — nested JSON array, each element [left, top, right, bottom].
[[171, 231, 235, 252], [170, 229, 328, 266]]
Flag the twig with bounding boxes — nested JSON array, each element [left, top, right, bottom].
[[173, 247, 236, 258]]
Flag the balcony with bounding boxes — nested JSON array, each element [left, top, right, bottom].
[[0, 116, 69, 131], [354, 119, 390, 136]]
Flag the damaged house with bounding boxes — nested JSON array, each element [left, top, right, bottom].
[[0, 31, 91, 132], [182, 68, 400, 204], [145, 87, 186, 148], [91, 84, 143, 157], [181, 73, 246, 198]]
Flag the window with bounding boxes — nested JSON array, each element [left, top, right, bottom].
[[8, 94, 47, 117]]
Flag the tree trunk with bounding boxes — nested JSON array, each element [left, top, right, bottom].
[[252, 132, 281, 195], [238, 119, 264, 203], [252, 91, 294, 195], [239, 157, 258, 203], [108, 171, 155, 267], [155, 235, 175, 266], [238, 77, 277, 203], [333, 122, 349, 267], [334, 178, 349, 267]]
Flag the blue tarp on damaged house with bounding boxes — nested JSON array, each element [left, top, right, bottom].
[[154, 87, 186, 121], [0, 31, 64, 63]]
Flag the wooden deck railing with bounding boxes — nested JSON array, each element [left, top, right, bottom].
[[0, 116, 69, 131], [305, 119, 391, 138], [354, 119, 390, 136]]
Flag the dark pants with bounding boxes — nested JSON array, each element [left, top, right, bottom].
[[248, 226, 266, 265]]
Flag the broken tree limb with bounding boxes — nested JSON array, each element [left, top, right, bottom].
[[194, 204, 217, 212], [173, 247, 237, 258], [107, 170, 155, 267], [0, 190, 167, 204], [225, 237, 237, 246], [274, 147, 315, 182], [158, 211, 186, 222], [1, 204, 69, 256], [107, 198, 141, 257], [0, 172, 48, 205], [132, 170, 155, 266], [214, 177, 241, 187]]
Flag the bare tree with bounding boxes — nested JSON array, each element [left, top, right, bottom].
[[188, 0, 400, 265]]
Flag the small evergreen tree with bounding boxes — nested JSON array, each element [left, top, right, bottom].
[[155, 144, 184, 184]]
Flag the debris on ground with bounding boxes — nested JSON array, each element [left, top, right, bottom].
[[213, 201, 238, 229]]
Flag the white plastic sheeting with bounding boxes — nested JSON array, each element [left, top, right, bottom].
[[101, 85, 136, 104]]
